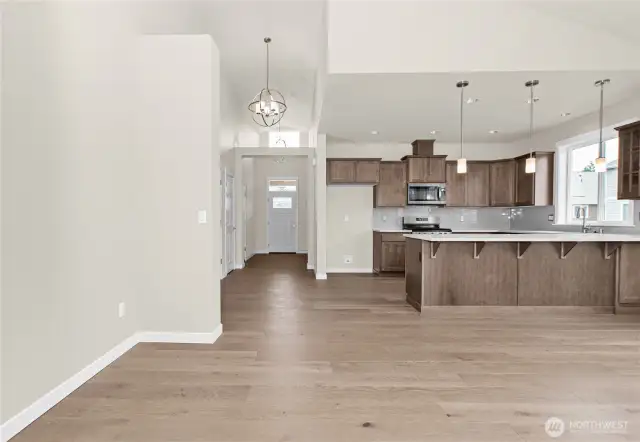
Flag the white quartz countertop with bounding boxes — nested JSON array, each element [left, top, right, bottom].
[[404, 232, 640, 242], [373, 229, 412, 233]]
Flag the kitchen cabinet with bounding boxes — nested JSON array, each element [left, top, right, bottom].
[[374, 161, 406, 207], [514, 152, 554, 206], [326, 158, 381, 184], [445, 161, 490, 207], [404, 156, 447, 183], [490, 159, 516, 206], [373, 232, 406, 273], [466, 162, 491, 207], [445, 161, 466, 206], [616, 121, 640, 199]]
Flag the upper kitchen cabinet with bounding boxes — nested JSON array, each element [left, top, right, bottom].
[[404, 156, 447, 183], [514, 152, 554, 206], [616, 121, 640, 199], [327, 158, 381, 184], [445, 161, 490, 207], [490, 159, 516, 206], [374, 161, 406, 207]]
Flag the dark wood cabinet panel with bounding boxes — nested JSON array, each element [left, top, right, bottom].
[[515, 156, 534, 206], [616, 121, 640, 200], [327, 160, 355, 183], [355, 161, 380, 183], [381, 242, 406, 272], [375, 162, 406, 207], [445, 161, 466, 206], [514, 153, 554, 206], [490, 160, 516, 206], [405, 156, 446, 183], [466, 162, 491, 207]]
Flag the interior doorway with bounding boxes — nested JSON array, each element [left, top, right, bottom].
[[267, 178, 298, 253], [223, 170, 235, 276]]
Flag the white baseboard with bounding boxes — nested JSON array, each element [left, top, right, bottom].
[[234, 262, 245, 270], [137, 325, 223, 344], [327, 268, 373, 274], [315, 272, 327, 280], [0, 334, 138, 442], [307, 263, 314, 270], [0, 325, 224, 442], [253, 249, 268, 255]]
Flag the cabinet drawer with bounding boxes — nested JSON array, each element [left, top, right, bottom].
[[381, 233, 406, 242]]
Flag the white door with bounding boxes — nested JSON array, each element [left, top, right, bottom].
[[268, 178, 298, 253], [224, 172, 235, 274]]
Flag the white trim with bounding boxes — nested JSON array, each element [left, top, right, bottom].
[[252, 249, 269, 255], [0, 325, 224, 442], [315, 272, 327, 280], [138, 325, 222, 344], [234, 262, 245, 270], [296, 250, 308, 254], [267, 176, 299, 253], [306, 263, 315, 270], [326, 268, 373, 274], [0, 334, 138, 442]]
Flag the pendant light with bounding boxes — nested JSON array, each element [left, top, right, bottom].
[[248, 37, 287, 127], [525, 80, 539, 174], [594, 79, 610, 173], [274, 121, 287, 147], [456, 80, 469, 174]]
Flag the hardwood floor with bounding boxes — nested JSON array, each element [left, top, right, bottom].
[[13, 254, 640, 441]]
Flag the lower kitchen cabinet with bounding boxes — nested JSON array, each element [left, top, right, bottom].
[[373, 232, 406, 273]]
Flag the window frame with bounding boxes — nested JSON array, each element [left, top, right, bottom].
[[555, 124, 635, 227], [268, 131, 300, 148]]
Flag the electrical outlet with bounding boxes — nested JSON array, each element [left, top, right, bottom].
[[460, 215, 464, 222], [118, 302, 126, 319], [382, 215, 387, 222], [548, 214, 555, 222], [344, 255, 353, 264]]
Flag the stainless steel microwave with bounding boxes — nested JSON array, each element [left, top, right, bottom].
[[407, 183, 446, 205]]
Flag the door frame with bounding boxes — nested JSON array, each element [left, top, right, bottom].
[[222, 168, 235, 276], [266, 176, 299, 253]]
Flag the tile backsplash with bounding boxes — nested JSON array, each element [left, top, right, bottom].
[[373, 206, 511, 231]]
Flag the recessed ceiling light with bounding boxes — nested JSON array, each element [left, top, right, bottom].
[[560, 112, 571, 117], [466, 98, 480, 104], [489, 130, 499, 134], [527, 97, 540, 104], [371, 130, 378, 135], [430, 130, 440, 135]]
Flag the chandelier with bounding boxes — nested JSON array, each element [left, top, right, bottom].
[[248, 37, 287, 127]]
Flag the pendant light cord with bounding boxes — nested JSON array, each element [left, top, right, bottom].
[[599, 81, 604, 158], [460, 84, 464, 159], [529, 82, 534, 159], [265, 40, 270, 90]]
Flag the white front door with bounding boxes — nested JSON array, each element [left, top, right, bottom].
[[225, 172, 235, 274], [268, 178, 298, 253]]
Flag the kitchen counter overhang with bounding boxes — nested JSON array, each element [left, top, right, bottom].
[[404, 233, 640, 312]]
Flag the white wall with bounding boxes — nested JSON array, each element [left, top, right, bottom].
[[0, 2, 138, 424], [328, 1, 640, 74], [250, 157, 308, 253], [135, 34, 220, 333], [327, 186, 374, 272]]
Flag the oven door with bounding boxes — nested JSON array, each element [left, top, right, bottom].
[[407, 185, 446, 205]]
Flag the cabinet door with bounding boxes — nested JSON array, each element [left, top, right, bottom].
[[490, 160, 516, 206], [466, 162, 490, 207], [381, 241, 406, 272], [426, 157, 446, 183], [327, 160, 356, 183], [355, 160, 380, 183], [515, 156, 534, 206], [445, 161, 466, 206], [406, 158, 429, 183], [375, 162, 406, 207]]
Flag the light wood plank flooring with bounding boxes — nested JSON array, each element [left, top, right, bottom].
[[13, 254, 640, 441]]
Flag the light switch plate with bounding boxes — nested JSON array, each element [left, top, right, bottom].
[[118, 302, 126, 319], [344, 215, 349, 222], [198, 210, 207, 224]]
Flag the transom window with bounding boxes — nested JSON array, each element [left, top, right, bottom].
[[268, 131, 299, 148]]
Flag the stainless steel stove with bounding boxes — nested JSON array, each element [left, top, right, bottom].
[[402, 216, 452, 234]]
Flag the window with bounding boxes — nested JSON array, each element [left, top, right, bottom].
[[561, 136, 633, 225], [272, 197, 292, 209], [268, 179, 297, 192], [268, 131, 299, 148]]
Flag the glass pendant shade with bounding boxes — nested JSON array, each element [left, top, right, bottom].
[[525, 157, 536, 174], [595, 156, 607, 173], [457, 158, 467, 174]]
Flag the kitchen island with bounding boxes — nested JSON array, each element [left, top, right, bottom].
[[404, 233, 640, 313]]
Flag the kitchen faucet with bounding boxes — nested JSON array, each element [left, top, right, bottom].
[[580, 207, 589, 233]]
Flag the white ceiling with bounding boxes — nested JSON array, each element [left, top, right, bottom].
[[318, 71, 640, 143]]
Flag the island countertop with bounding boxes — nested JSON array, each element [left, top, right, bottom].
[[404, 232, 640, 242]]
